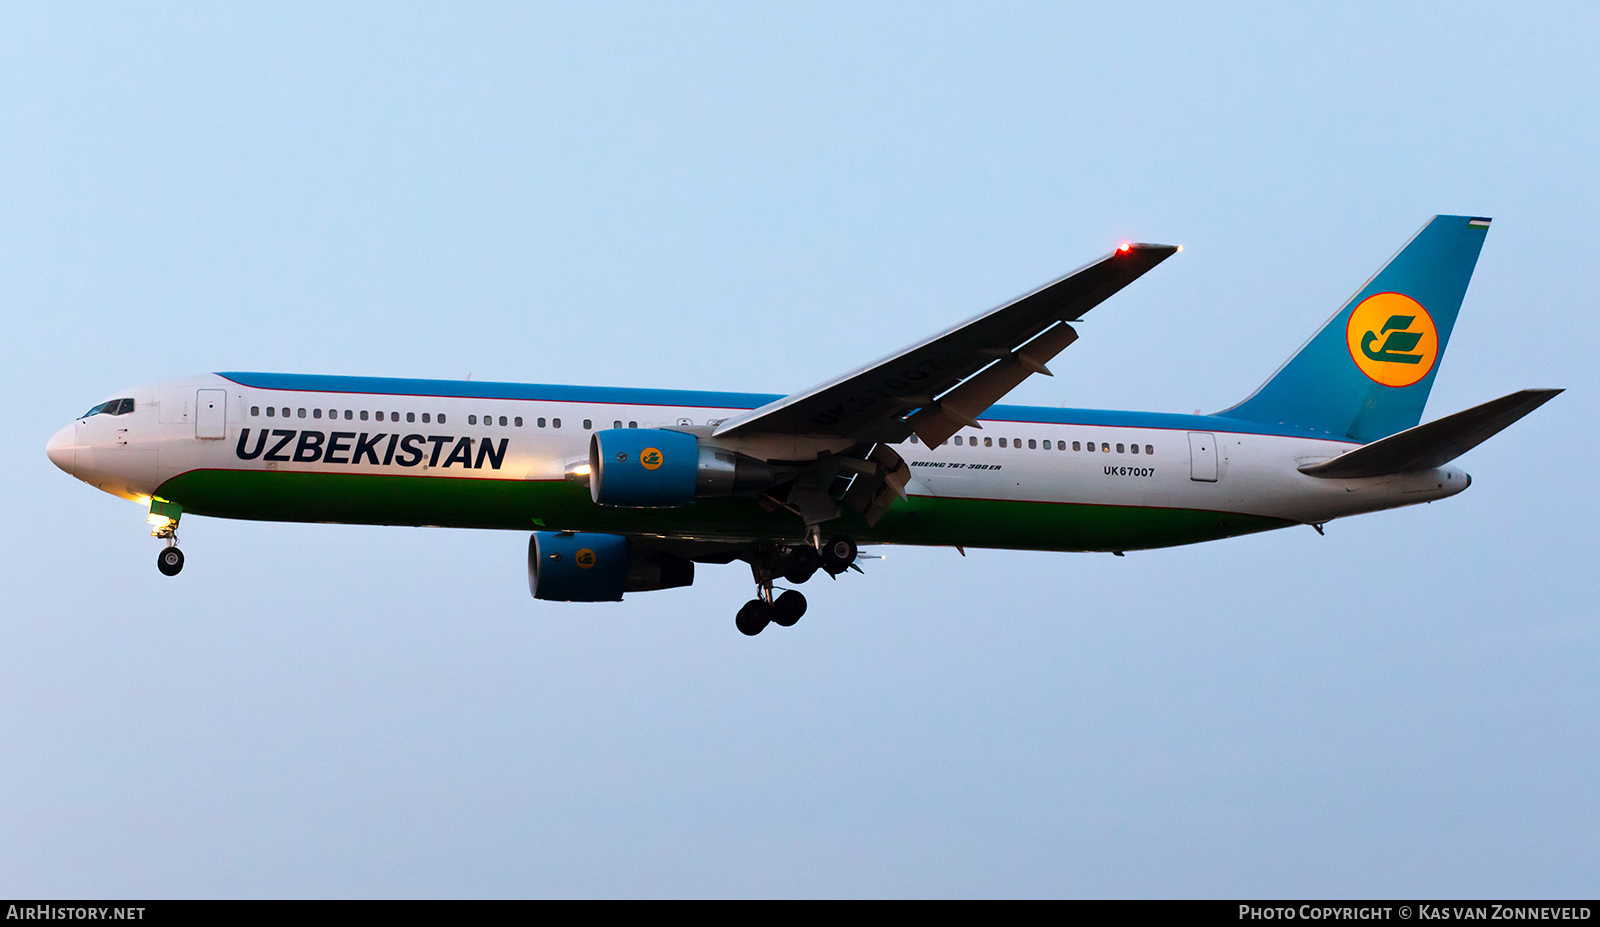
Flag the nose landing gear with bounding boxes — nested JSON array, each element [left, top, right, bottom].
[[157, 544, 185, 576], [149, 499, 184, 576]]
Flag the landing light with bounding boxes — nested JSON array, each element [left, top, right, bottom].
[[572, 464, 593, 476], [147, 513, 174, 530]]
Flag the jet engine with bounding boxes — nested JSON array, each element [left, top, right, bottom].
[[588, 428, 777, 507], [527, 531, 695, 602]]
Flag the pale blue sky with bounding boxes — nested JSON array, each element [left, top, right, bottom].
[[2, 3, 1595, 897]]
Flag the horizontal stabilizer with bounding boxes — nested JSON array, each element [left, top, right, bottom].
[[1299, 389, 1562, 479]]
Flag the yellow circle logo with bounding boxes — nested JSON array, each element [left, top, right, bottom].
[[1345, 292, 1438, 387], [575, 548, 596, 569], [640, 447, 663, 470]]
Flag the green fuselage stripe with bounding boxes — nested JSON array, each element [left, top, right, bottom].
[[156, 469, 1294, 552]]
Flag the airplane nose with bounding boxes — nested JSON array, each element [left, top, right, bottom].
[[46, 424, 76, 474]]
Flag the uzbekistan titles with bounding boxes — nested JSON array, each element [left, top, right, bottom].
[[236, 428, 508, 470]]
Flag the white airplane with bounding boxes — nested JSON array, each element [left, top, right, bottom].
[[47, 215, 1559, 635]]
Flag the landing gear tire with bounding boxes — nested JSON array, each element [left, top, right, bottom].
[[772, 590, 807, 627], [736, 599, 773, 636], [157, 546, 185, 576], [821, 536, 857, 575], [783, 546, 821, 584]]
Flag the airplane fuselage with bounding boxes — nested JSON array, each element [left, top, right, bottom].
[[48, 372, 1470, 554], [44, 218, 1555, 635]]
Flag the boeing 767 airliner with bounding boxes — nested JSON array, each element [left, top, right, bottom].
[[47, 215, 1559, 635]]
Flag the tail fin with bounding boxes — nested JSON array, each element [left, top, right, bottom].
[[1219, 215, 1491, 442]]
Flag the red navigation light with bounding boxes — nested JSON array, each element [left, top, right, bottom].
[[1117, 243, 1131, 253]]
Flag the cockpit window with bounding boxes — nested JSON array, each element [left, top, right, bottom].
[[81, 398, 134, 418]]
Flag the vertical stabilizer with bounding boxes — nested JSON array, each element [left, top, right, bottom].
[[1218, 215, 1490, 442]]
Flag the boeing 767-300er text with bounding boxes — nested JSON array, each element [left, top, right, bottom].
[[47, 215, 1560, 635]]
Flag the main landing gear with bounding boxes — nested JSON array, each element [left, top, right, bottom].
[[735, 535, 857, 636], [735, 590, 807, 636]]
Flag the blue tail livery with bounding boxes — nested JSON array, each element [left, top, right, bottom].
[[1219, 215, 1492, 442]]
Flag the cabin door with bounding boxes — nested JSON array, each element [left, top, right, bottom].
[[196, 389, 226, 439], [1188, 432, 1217, 482]]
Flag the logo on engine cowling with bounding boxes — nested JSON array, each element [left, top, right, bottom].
[[640, 447, 664, 470], [575, 548, 597, 569]]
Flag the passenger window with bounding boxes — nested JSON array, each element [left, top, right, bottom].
[[553, 418, 561, 428], [628, 421, 637, 429], [1072, 441, 1080, 451], [584, 419, 592, 429], [282, 408, 290, 418], [313, 409, 322, 419], [266, 407, 275, 417], [984, 437, 992, 447], [1057, 441, 1066, 450], [360, 410, 369, 421], [437, 414, 445, 424], [469, 415, 477, 425], [407, 412, 415, 423], [1145, 444, 1154, 455], [514, 417, 523, 427], [537, 418, 546, 428], [998, 438, 1006, 448], [953, 436, 962, 446], [422, 413, 432, 424], [613, 420, 622, 429], [297, 408, 306, 418], [1028, 439, 1036, 449], [1116, 443, 1124, 453], [1130, 444, 1139, 454], [911, 435, 920, 444], [1101, 442, 1109, 452], [343, 410, 352, 420], [499, 416, 507, 427], [251, 406, 260, 417]]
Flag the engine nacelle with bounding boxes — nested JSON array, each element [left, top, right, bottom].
[[527, 531, 694, 602], [588, 428, 776, 508]]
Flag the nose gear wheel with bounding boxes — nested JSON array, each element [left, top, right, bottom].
[[157, 546, 185, 576]]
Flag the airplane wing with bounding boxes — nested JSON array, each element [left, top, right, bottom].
[[712, 243, 1179, 446]]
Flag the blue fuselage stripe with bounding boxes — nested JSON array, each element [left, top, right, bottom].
[[217, 372, 1346, 441]]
